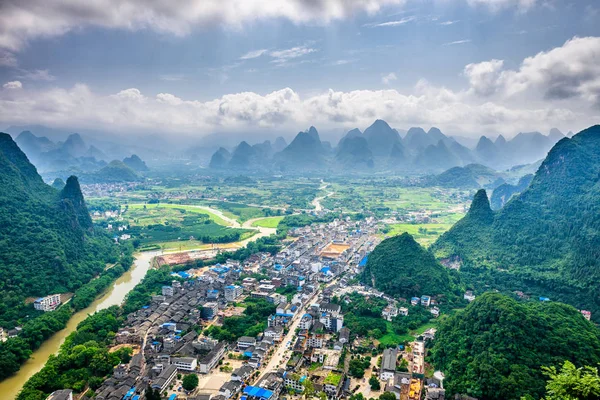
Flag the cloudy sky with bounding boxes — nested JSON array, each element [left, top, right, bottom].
[[0, 0, 599, 140]]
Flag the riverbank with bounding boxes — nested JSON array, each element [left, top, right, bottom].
[[0, 251, 159, 399]]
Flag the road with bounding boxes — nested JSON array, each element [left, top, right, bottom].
[[311, 182, 334, 212]]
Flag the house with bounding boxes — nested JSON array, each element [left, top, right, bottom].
[[581, 310, 592, 321], [319, 302, 341, 317], [339, 327, 350, 344], [237, 336, 257, 350], [207, 289, 220, 300], [298, 314, 313, 330], [34, 294, 61, 312], [152, 364, 178, 392], [219, 380, 242, 398], [162, 286, 174, 297], [398, 307, 409, 316], [319, 313, 344, 332], [46, 389, 73, 400], [242, 386, 275, 400], [463, 291, 476, 302], [263, 326, 284, 341], [382, 304, 399, 321], [426, 387, 446, 400], [224, 285, 243, 302], [231, 365, 254, 382], [381, 348, 398, 381], [429, 307, 440, 318], [411, 297, 420, 306], [172, 357, 198, 371], [199, 342, 226, 374], [283, 372, 306, 392], [307, 334, 323, 348], [201, 302, 219, 319], [421, 295, 431, 307]]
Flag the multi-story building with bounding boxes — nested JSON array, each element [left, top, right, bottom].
[[151, 364, 177, 392], [224, 285, 243, 302], [172, 357, 197, 371], [162, 286, 174, 297], [34, 294, 61, 312], [298, 314, 313, 330], [381, 348, 398, 381], [199, 342, 226, 373], [201, 302, 218, 319]]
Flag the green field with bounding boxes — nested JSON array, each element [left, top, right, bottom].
[[125, 203, 232, 226], [378, 321, 438, 345], [122, 203, 251, 246], [251, 216, 284, 228], [382, 223, 457, 247]]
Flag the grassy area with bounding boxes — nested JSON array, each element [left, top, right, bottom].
[[382, 223, 455, 247], [251, 216, 284, 228], [378, 320, 438, 346], [125, 203, 231, 226], [324, 371, 342, 386]]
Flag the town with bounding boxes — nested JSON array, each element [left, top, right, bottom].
[[45, 216, 448, 400]]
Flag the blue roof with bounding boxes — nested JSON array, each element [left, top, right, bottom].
[[226, 285, 236, 289], [540, 297, 550, 301], [411, 297, 420, 301], [243, 386, 274, 399], [358, 255, 369, 267], [142, 305, 150, 309], [169, 394, 177, 400]]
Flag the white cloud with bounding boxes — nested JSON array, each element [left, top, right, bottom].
[[16, 69, 55, 81], [269, 45, 317, 64], [382, 73, 398, 85], [3, 80, 22, 89], [0, 50, 17, 67], [0, 0, 406, 51], [465, 36, 600, 105], [364, 16, 415, 27], [464, 59, 504, 96], [443, 39, 472, 46], [466, 0, 537, 12], [240, 49, 268, 60], [439, 20, 460, 25]]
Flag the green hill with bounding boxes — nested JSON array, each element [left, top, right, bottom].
[[95, 160, 139, 182], [0, 133, 117, 327], [431, 125, 600, 319], [431, 292, 600, 400], [361, 233, 461, 301]]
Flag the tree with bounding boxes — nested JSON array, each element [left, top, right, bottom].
[[379, 392, 397, 400], [182, 373, 199, 391], [145, 387, 161, 400], [369, 376, 381, 391], [542, 361, 600, 400]]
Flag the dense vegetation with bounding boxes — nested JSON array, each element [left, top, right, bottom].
[[0, 133, 120, 327], [17, 307, 130, 400], [205, 298, 276, 341], [334, 292, 433, 343], [277, 213, 341, 235], [432, 126, 600, 319], [362, 233, 462, 302], [431, 293, 600, 400]]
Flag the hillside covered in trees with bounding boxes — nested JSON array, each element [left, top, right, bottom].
[[0, 133, 118, 327], [361, 233, 462, 302], [430, 293, 600, 400], [431, 125, 600, 319]]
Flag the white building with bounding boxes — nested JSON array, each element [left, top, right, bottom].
[[172, 357, 197, 371], [34, 294, 61, 312], [162, 286, 174, 297], [224, 285, 243, 302]]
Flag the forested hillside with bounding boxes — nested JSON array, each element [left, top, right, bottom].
[[0, 133, 118, 327], [431, 125, 600, 319], [431, 293, 600, 400], [361, 233, 462, 302]]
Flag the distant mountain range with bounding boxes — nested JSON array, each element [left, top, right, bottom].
[[208, 119, 567, 173], [11, 130, 148, 182]]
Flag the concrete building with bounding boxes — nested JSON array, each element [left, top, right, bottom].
[[201, 302, 218, 319], [199, 342, 226, 373], [46, 389, 73, 400], [172, 357, 198, 371], [34, 294, 61, 312], [162, 286, 174, 297], [381, 348, 398, 381], [224, 285, 243, 302], [152, 364, 177, 392]]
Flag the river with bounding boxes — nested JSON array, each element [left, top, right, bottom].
[[0, 251, 159, 399], [0, 207, 280, 399]]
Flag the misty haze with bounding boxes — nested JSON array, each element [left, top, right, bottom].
[[1, 1, 600, 400]]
